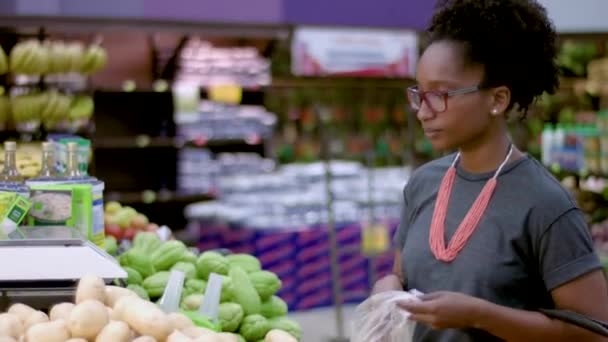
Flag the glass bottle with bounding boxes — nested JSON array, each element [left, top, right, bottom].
[[0, 141, 24, 183], [64, 142, 84, 179], [36, 142, 57, 178]]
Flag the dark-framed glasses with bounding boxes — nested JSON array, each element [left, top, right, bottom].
[[406, 85, 480, 113]]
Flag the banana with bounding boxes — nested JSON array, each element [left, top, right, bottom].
[[0, 46, 8, 75], [69, 95, 94, 120]]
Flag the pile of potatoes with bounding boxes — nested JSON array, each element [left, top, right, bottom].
[[0, 274, 294, 342]]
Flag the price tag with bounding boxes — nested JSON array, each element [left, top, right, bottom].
[[208, 84, 242, 104], [361, 222, 390, 256]]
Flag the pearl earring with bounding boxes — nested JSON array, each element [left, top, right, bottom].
[[492, 109, 499, 115]]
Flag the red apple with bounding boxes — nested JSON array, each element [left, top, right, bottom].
[[123, 228, 138, 240], [105, 224, 123, 240]]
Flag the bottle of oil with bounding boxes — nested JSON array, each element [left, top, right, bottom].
[[0, 141, 24, 183], [0, 141, 30, 222]]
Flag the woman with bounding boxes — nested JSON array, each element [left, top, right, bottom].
[[372, 0, 608, 341]]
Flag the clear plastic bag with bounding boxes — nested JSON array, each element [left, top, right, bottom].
[[351, 290, 422, 342]]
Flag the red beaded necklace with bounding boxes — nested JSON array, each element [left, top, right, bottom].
[[429, 144, 514, 262]]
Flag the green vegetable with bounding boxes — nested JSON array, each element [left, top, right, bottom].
[[184, 278, 207, 295], [104, 236, 118, 255], [260, 296, 288, 318], [119, 248, 155, 278], [229, 267, 261, 315], [142, 271, 170, 298], [181, 294, 203, 311], [220, 276, 234, 303], [269, 317, 302, 340], [180, 310, 221, 331], [127, 284, 150, 300], [181, 250, 197, 264], [227, 254, 262, 273], [236, 335, 246, 342], [218, 302, 244, 332], [151, 240, 189, 271], [123, 266, 143, 285], [249, 271, 281, 300], [132, 231, 162, 254], [171, 262, 196, 280], [196, 251, 229, 279], [239, 314, 270, 342]]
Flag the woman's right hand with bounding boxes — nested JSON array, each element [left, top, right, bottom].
[[372, 274, 403, 295]]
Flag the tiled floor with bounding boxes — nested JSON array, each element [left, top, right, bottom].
[[289, 304, 358, 342]]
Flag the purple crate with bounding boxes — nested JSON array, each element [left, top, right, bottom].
[[297, 255, 331, 279], [296, 240, 330, 263], [296, 271, 332, 296], [336, 223, 362, 247], [265, 260, 297, 280], [255, 230, 297, 253], [257, 244, 298, 270], [296, 227, 328, 248], [294, 287, 333, 311], [341, 268, 369, 289]]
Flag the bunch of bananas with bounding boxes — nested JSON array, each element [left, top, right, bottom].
[[11, 92, 46, 123], [40, 90, 73, 129], [8, 39, 108, 75], [9, 40, 49, 75], [9, 91, 94, 129]]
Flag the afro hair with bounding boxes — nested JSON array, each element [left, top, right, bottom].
[[427, 0, 560, 116]]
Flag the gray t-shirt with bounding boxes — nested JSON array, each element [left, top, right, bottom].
[[394, 154, 601, 342]]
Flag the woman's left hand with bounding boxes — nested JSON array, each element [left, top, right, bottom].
[[398, 291, 487, 330]]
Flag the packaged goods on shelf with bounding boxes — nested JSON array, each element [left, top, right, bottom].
[[175, 38, 271, 88], [175, 102, 277, 142]]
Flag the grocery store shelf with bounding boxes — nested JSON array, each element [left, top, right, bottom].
[[93, 136, 265, 149], [105, 190, 215, 204], [270, 76, 416, 89]]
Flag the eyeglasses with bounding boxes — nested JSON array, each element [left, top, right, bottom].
[[406, 85, 480, 113]]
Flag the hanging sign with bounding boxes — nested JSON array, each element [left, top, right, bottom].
[[291, 26, 418, 78]]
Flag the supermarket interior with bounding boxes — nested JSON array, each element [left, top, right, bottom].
[[0, 0, 607, 341]]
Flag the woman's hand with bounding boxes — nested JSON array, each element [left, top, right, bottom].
[[399, 291, 487, 330], [371, 274, 403, 295]]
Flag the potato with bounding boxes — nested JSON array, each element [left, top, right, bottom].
[[132, 337, 158, 342], [7, 304, 34, 323], [121, 298, 171, 341], [0, 336, 16, 342], [75, 274, 106, 304], [264, 329, 297, 342], [0, 313, 23, 338], [111, 295, 139, 321], [95, 320, 131, 342], [49, 303, 74, 321], [216, 333, 239, 342], [105, 286, 137, 307], [181, 326, 215, 338], [24, 320, 69, 342], [68, 300, 109, 340], [168, 312, 194, 331], [23, 311, 48, 330], [167, 330, 193, 342]]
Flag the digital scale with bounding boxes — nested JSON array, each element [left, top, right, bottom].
[[0, 226, 126, 310]]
